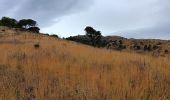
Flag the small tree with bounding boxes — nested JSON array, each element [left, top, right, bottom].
[[0, 20, 2, 26], [144, 45, 148, 51], [165, 50, 169, 54], [28, 27, 40, 33], [85, 26, 102, 46], [17, 19, 37, 29], [147, 44, 152, 51], [0, 17, 17, 28], [119, 40, 123, 44]]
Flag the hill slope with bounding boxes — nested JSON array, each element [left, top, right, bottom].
[[66, 35, 170, 57], [0, 28, 170, 100]]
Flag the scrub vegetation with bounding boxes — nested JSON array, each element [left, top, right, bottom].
[[0, 28, 170, 100]]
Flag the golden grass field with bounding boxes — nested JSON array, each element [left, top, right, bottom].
[[0, 28, 170, 100]]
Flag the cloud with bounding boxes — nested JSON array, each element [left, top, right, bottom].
[[1, 0, 170, 39], [0, 0, 94, 27], [118, 23, 170, 39], [109, 0, 170, 39], [41, 0, 170, 39]]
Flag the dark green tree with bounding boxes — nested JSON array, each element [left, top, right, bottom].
[[28, 27, 40, 33], [0, 17, 17, 27], [85, 26, 102, 46], [17, 19, 37, 29], [144, 45, 148, 51]]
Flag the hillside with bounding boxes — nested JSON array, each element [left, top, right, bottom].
[[0, 28, 170, 100], [67, 35, 170, 57]]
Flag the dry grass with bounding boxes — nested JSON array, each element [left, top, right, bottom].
[[0, 29, 170, 100]]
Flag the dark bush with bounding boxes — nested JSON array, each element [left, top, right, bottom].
[[134, 45, 141, 50], [66, 35, 91, 45], [136, 46, 141, 50], [1, 29, 5, 32], [85, 26, 102, 47], [147, 45, 152, 51], [112, 40, 118, 46], [34, 44, 40, 48], [17, 19, 37, 29], [165, 50, 169, 54], [153, 45, 159, 50], [43, 34, 49, 36], [51, 34, 59, 38], [140, 42, 144, 45], [144, 45, 148, 51], [118, 44, 126, 50], [28, 27, 40, 33], [0, 16, 41, 33], [0, 17, 17, 28], [119, 40, 123, 44], [157, 42, 162, 45]]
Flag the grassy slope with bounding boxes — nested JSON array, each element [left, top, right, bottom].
[[0, 29, 170, 100], [68, 35, 170, 56]]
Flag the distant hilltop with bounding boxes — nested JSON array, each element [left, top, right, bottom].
[[0, 16, 40, 33], [66, 26, 170, 57], [0, 17, 170, 57]]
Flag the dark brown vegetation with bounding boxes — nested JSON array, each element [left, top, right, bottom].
[[34, 43, 40, 48]]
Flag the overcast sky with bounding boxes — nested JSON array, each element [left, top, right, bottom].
[[0, 0, 170, 39]]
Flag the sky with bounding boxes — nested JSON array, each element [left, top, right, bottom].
[[0, 0, 170, 39]]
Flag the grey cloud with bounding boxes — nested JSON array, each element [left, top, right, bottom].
[[99, 0, 170, 39], [40, 0, 170, 39], [120, 23, 170, 40], [0, 0, 93, 27], [1, 0, 170, 39]]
